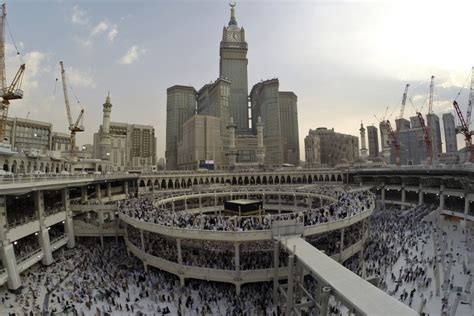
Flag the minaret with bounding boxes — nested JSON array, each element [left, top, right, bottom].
[[227, 116, 237, 167], [100, 93, 112, 160], [359, 122, 368, 159], [256, 116, 265, 164]]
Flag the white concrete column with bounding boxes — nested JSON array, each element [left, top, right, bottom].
[[35, 191, 53, 266], [279, 194, 282, 214], [286, 254, 295, 315], [273, 240, 279, 303], [440, 184, 445, 210], [419, 183, 424, 205], [96, 184, 101, 200], [1, 243, 20, 290], [184, 198, 187, 210], [106, 182, 112, 200], [0, 195, 7, 245], [124, 181, 129, 197], [172, 200, 175, 213], [320, 286, 331, 316], [235, 242, 240, 279], [62, 189, 75, 248], [339, 227, 345, 262], [465, 195, 470, 221], [177, 238, 184, 286], [81, 186, 88, 203], [140, 229, 145, 251], [38, 229, 53, 265], [214, 194, 217, 212], [293, 194, 297, 209], [177, 238, 183, 266], [98, 211, 104, 247]]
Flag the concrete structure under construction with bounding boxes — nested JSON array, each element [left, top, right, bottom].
[[165, 3, 299, 170], [367, 125, 379, 159], [443, 112, 458, 153], [388, 114, 443, 166]]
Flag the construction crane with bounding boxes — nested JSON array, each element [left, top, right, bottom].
[[59, 61, 84, 156], [398, 84, 410, 119], [416, 111, 433, 165], [0, 3, 25, 142], [452, 66, 474, 162]]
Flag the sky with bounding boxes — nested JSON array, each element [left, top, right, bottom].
[[4, 0, 474, 160]]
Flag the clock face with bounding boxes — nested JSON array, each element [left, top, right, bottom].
[[227, 31, 240, 42]]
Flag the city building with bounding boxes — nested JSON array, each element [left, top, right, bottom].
[[93, 95, 157, 172], [366, 125, 379, 158], [279, 92, 300, 165], [165, 3, 299, 170], [165, 85, 197, 170], [442, 112, 457, 153], [5, 117, 52, 154], [304, 128, 359, 167], [427, 113, 442, 159], [177, 115, 222, 169], [359, 123, 368, 159], [51, 132, 70, 152], [305, 132, 320, 167]]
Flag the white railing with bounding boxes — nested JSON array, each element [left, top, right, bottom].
[[16, 248, 42, 264], [8, 214, 38, 228]]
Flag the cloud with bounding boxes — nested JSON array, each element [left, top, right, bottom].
[[91, 21, 109, 36], [75, 37, 93, 47], [71, 5, 89, 25], [23, 51, 47, 77], [108, 27, 118, 43], [66, 68, 96, 88], [118, 45, 146, 65]]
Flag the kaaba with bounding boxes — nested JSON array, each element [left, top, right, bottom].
[[224, 199, 263, 215]]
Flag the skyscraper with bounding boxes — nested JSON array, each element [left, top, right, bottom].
[[427, 113, 442, 159], [219, 3, 249, 132], [279, 92, 300, 165], [165, 3, 299, 170], [165, 86, 196, 170], [367, 125, 379, 158], [442, 113, 457, 153]]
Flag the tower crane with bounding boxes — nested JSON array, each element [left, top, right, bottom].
[[59, 61, 84, 156], [452, 66, 474, 162], [0, 3, 25, 142], [416, 111, 433, 165]]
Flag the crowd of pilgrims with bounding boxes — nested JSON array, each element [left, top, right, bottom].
[[343, 204, 471, 314], [1, 239, 281, 316], [126, 221, 364, 271], [119, 187, 374, 231], [5, 183, 467, 315]]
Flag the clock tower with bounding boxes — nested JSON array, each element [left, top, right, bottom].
[[220, 2, 249, 132]]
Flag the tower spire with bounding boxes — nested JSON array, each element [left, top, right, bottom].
[[229, 2, 237, 26]]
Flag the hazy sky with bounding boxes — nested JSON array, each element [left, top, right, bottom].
[[4, 0, 474, 160]]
